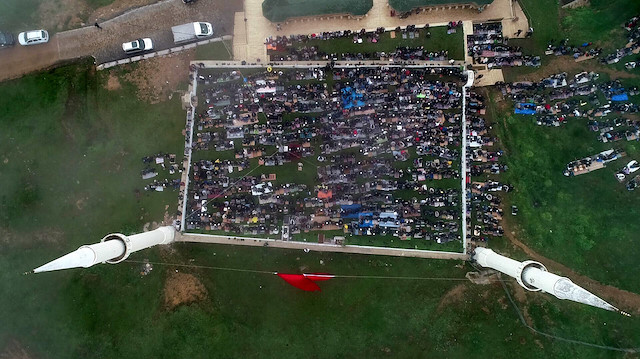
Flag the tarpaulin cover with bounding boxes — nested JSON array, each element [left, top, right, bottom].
[[612, 94, 629, 102]]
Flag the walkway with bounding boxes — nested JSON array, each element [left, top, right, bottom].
[[177, 232, 468, 260], [234, 0, 529, 63]]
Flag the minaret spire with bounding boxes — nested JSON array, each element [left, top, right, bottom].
[[33, 226, 175, 273], [473, 248, 626, 314]]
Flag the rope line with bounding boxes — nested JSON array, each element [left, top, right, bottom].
[[500, 279, 639, 353], [128, 259, 638, 352], [125, 259, 510, 282]]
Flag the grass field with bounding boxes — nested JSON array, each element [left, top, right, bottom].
[[195, 40, 234, 61], [389, 0, 492, 12], [272, 26, 465, 60], [486, 93, 640, 293], [2, 1, 640, 355], [505, 0, 640, 79], [262, 0, 373, 23]]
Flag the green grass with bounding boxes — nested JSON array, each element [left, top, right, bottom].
[[195, 40, 233, 61], [389, 0, 492, 12], [561, 0, 640, 51], [490, 95, 640, 293], [262, 0, 373, 23], [516, 0, 640, 54], [273, 26, 465, 60]]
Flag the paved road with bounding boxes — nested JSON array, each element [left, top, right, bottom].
[[178, 232, 469, 260], [0, 0, 240, 82]]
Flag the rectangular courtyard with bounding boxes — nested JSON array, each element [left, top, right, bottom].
[[182, 64, 467, 252]]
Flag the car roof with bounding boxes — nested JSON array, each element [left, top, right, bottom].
[[26, 31, 43, 39]]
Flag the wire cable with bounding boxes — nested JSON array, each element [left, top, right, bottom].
[[500, 278, 639, 353]]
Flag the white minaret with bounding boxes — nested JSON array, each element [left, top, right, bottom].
[[33, 226, 175, 273], [473, 247, 624, 314]]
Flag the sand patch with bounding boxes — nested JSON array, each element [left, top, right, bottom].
[[0, 339, 32, 359], [437, 283, 467, 312], [105, 73, 122, 91], [124, 51, 194, 104], [75, 197, 88, 210], [163, 271, 208, 310]]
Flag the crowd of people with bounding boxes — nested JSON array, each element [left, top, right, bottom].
[[602, 15, 640, 65], [185, 66, 470, 244], [266, 25, 455, 62], [465, 91, 508, 247], [467, 22, 541, 68], [504, 73, 639, 130]]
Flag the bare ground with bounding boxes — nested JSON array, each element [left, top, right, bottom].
[[88, 0, 161, 24], [163, 271, 208, 310], [0, 339, 32, 359], [437, 283, 467, 312], [38, 0, 88, 31], [105, 73, 121, 91], [123, 50, 195, 103]]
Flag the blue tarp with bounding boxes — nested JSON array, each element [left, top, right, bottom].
[[515, 108, 536, 115], [341, 204, 363, 218], [515, 103, 537, 115], [341, 86, 365, 109], [612, 94, 629, 102], [360, 220, 374, 228]]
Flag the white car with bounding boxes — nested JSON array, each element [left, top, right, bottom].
[[18, 30, 49, 46], [615, 160, 639, 181], [623, 160, 640, 174], [122, 38, 153, 53]]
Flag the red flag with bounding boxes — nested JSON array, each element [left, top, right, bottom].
[[276, 273, 321, 291]]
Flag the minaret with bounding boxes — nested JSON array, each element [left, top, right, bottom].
[[473, 247, 624, 314], [33, 226, 175, 273]]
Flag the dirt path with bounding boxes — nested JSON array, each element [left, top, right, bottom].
[[500, 215, 640, 315], [0, 0, 240, 82]]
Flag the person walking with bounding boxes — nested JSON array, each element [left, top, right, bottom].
[[94, 22, 102, 30]]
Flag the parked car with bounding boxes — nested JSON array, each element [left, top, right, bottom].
[[0, 31, 15, 48], [122, 38, 153, 53], [18, 30, 49, 46]]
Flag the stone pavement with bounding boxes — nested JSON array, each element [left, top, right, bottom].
[[233, 0, 529, 64]]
